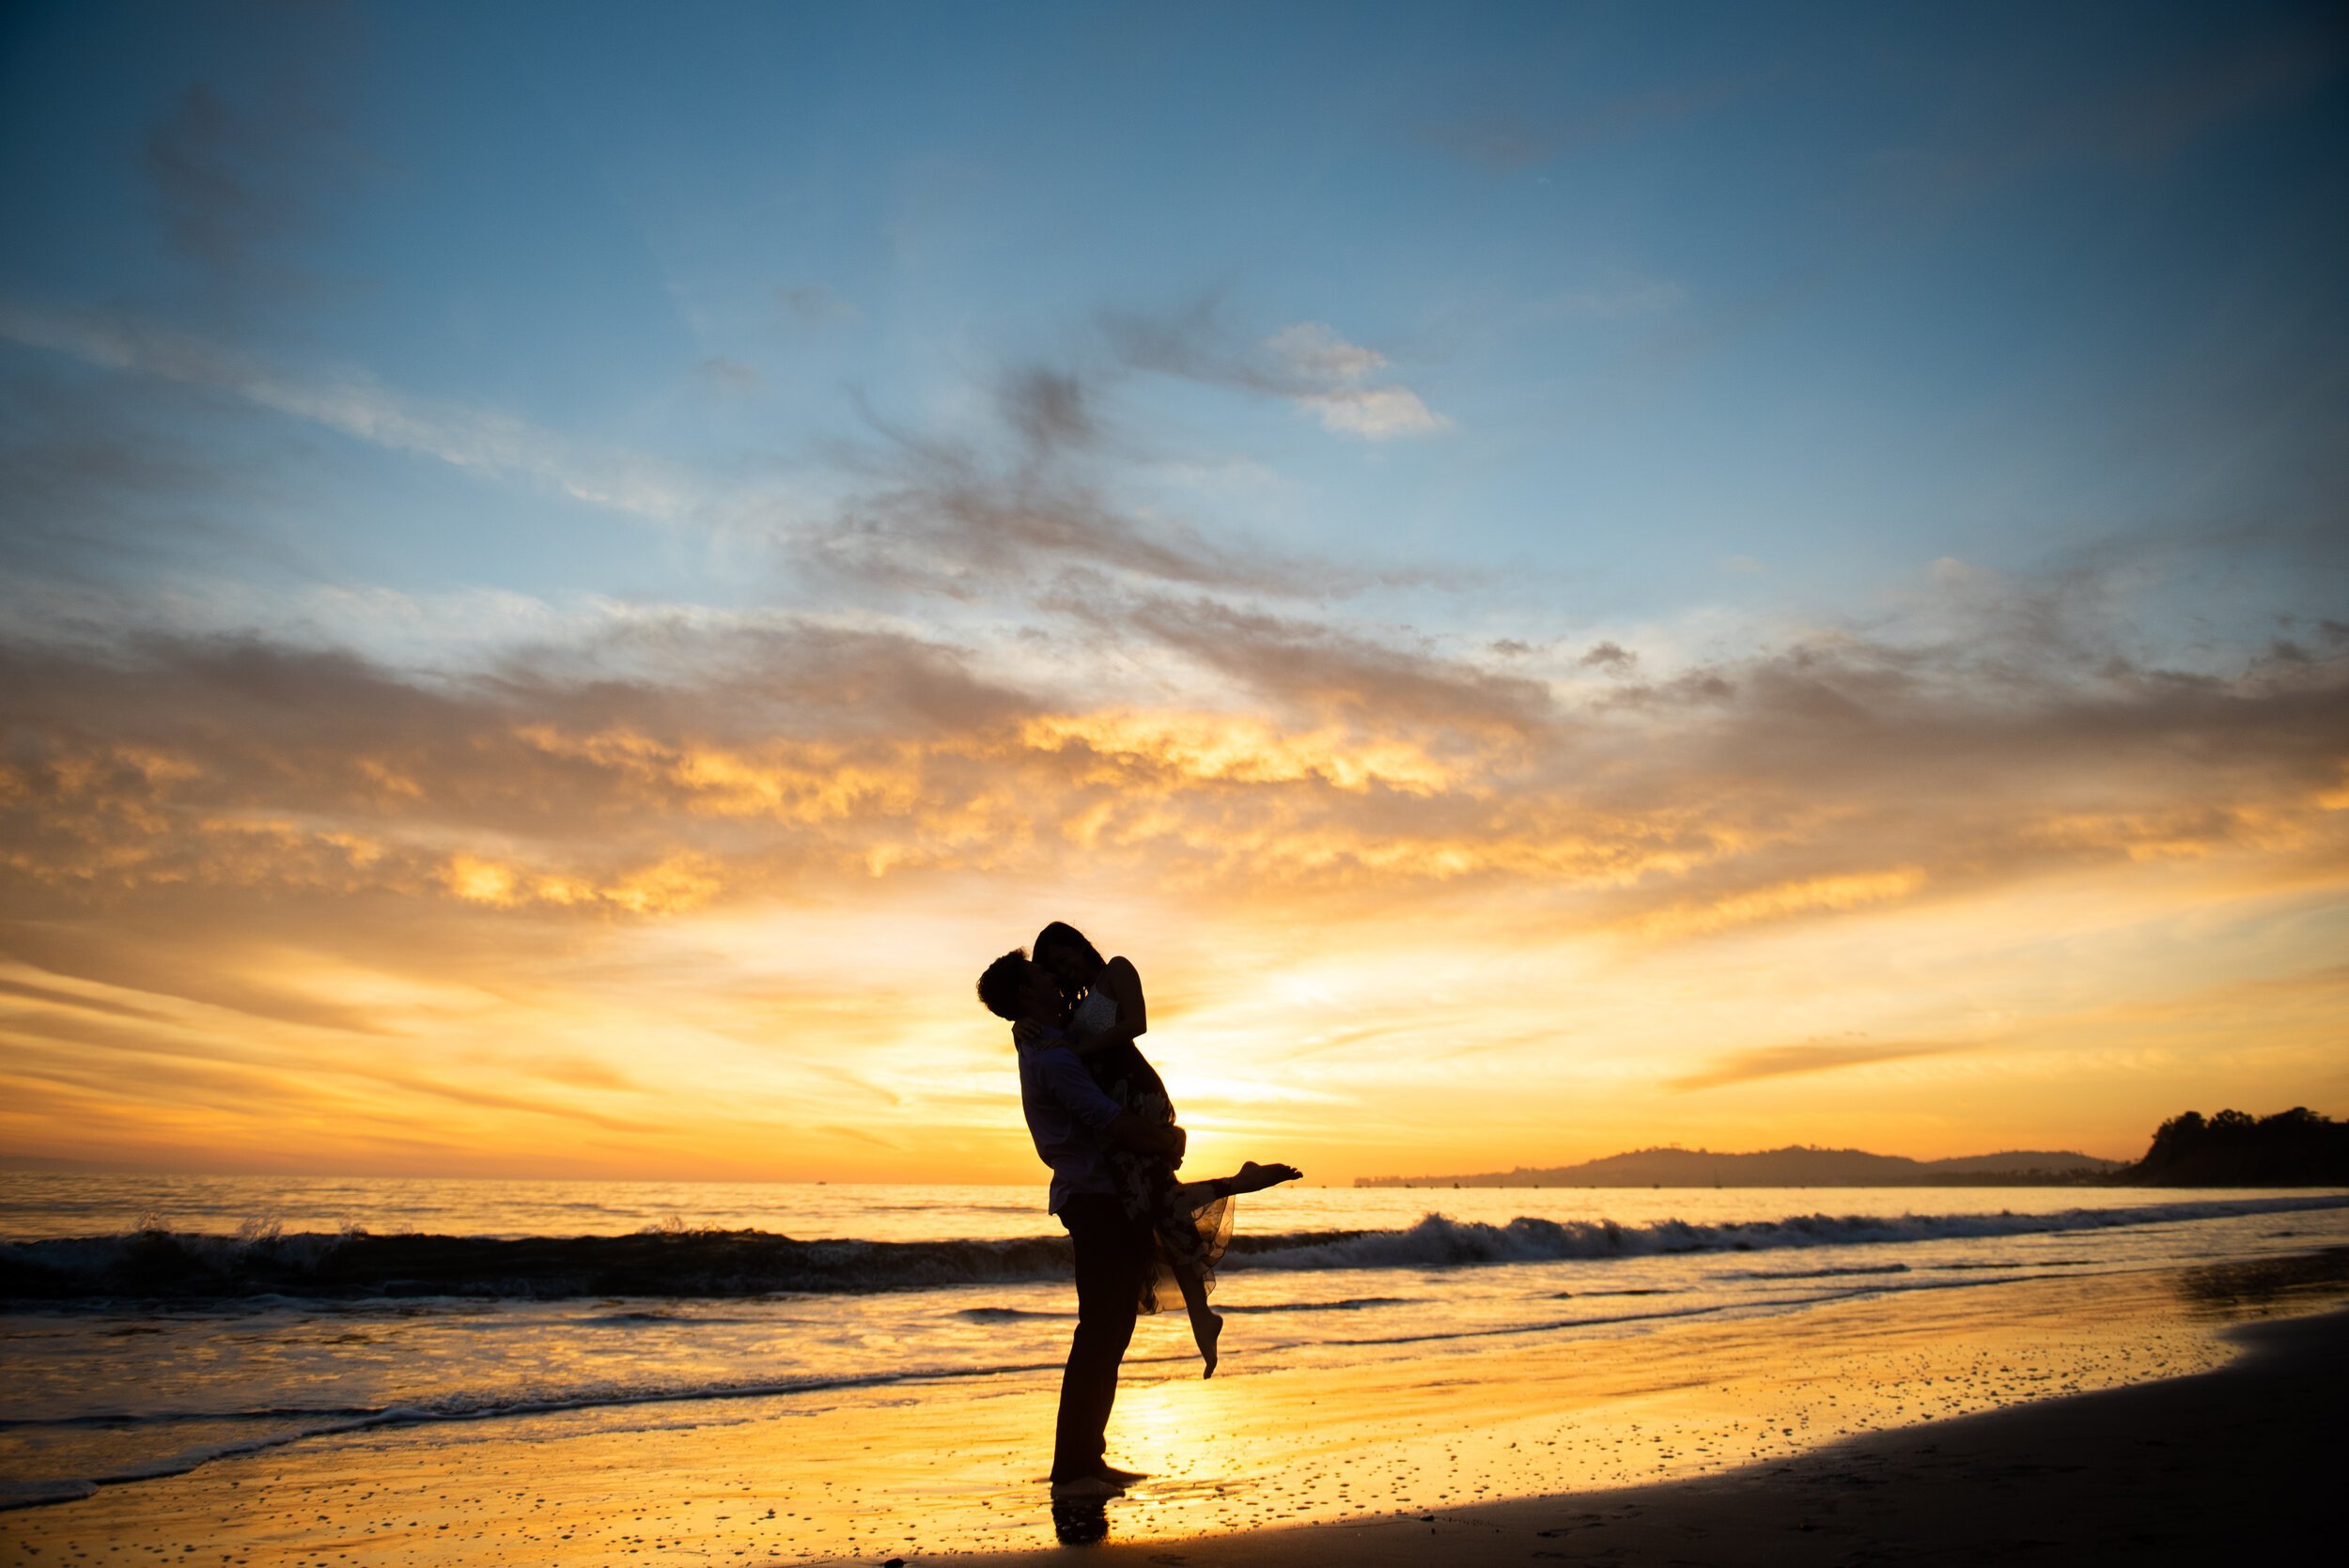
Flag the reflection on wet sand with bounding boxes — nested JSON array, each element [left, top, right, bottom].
[[9, 1259, 2346, 1560], [2175, 1246, 2349, 1318], [1051, 1497, 1109, 1545]]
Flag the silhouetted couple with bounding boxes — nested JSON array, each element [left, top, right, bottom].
[[977, 923, 1301, 1502]]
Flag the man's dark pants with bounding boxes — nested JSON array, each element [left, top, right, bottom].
[[1052, 1191, 1151, 1482]]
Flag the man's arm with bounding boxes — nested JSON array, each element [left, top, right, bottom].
[[1106, 1111, 1185, 1163], [1031, 1046, 1185, 1162], [1013, 1017, 1111, 1057]]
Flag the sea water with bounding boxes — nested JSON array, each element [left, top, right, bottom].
[[4, 1174, 2345, 1511]]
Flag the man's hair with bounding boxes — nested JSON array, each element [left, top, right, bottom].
[[976, 948, 1030, 1021]]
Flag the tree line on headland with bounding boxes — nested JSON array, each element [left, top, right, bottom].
[[1355, 1108, 2349, 1188], [2127, 1107, 2349, 1186]]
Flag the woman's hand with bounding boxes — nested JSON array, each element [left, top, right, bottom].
[[1012, 1019, 1046, 1050]]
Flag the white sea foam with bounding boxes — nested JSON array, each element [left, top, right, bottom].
[[1223, 1196, 2349, 1275], [8, 1195, 2344, 1302]]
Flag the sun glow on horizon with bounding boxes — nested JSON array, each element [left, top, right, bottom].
[[2, 1, 2345, 1186]]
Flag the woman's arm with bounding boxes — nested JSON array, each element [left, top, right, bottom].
[[1018, 959, 1146, 1059], [1097, 955, 1148, 1040], [1094, 960, 1168, 1104]]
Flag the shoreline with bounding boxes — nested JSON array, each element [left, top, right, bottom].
[[959, 1301, 2349, 1564], [2, 1254, 2341, 1561]]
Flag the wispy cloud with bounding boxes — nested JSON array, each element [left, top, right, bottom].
[[777, 282, 857, 325], [1103, 304, 1448, 441], [1295, 382, 1448, 440], [799, 348, 1459, 599], [1671, 1038, 1978, 1091], [0, 299, 704, 523], [144, 83, 318, 285], [1252, 321, 1448, 440], [1579, 641, 1638, 672], [136, 5, 368, 300], [692, 355, 761, 394]]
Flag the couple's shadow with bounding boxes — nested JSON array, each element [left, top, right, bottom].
[[1050, 1497, 1112, 1545]]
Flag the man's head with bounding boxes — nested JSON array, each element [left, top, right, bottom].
[[976, 949, 1063, 1025]]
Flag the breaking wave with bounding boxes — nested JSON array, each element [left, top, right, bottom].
[[6, 1195, 2342, 1303]]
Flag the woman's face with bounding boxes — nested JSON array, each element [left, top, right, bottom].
[[1036, 943, 1085, 986], [1019, 962, 1066, 1021]]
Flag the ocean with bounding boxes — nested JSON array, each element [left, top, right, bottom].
[[4, 1173, 2346, 1515]]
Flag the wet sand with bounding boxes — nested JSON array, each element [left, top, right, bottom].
[[965, 1301, 2349, 1566], [2, 1254, 2341, 1563]]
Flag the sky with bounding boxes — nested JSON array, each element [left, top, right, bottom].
[[0, 0, 2344, 1184]]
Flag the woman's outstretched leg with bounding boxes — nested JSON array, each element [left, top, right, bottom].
[[1161, 1163, 1299, 1378], [1172, 1256, 1223, 1377], [1169, 1161, 1303, 1209]]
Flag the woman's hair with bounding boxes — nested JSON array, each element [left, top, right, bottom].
[[1033, 921, 1105, 980]]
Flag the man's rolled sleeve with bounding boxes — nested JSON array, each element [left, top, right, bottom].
[[1034, 1047, 1125, 1132]]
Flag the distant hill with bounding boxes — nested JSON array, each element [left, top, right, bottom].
[[2116, 1108, 2349, 1186], [1354, 1144, 2122, 1188]]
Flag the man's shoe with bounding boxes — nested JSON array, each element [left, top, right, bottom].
[[1049, 1474, 1126, 1501], [1094, 1464, 1149, 1485]]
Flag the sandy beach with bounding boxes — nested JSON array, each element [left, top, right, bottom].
[[964, 1297, 2349, 1567], [4, 1250, 2341, 1564]]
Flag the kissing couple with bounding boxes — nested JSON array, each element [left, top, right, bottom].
[[978, 922, 1302, 1501]]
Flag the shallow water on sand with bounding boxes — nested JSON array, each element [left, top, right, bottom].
[[4, 1260, 2343, 1562], [3, 1177, 2345, 1523]]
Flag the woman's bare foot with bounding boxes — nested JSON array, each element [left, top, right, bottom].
[[1231, 1160, 1303, 1194], [1197, 1309, 1223, 1378]]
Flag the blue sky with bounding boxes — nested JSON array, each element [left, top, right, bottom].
[[2, 3, 2345, 1177], [6, 0, 2341, 631]]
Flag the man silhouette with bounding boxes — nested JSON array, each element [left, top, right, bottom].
[[977, 949, 1187, 1500]]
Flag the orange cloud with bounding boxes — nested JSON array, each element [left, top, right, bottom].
[[2, 597, 2344, 1179], [1672, 1037, 1978, 1091]]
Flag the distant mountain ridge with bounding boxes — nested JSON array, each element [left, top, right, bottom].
[[1354, 1144, 2122, 1188]]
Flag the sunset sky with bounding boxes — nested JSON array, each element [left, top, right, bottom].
[[2, 1, 2344, 1185]]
